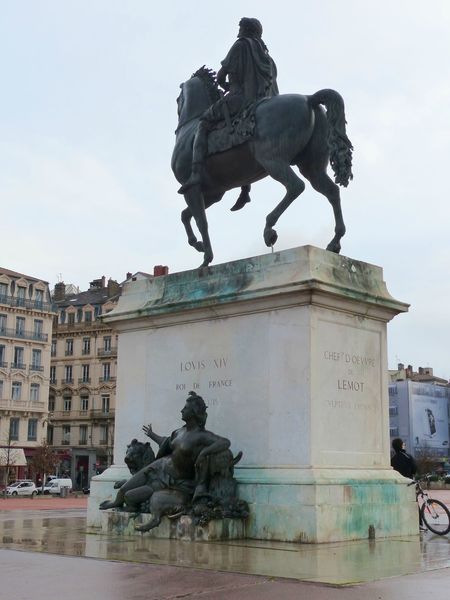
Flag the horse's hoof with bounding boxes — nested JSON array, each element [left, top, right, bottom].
[[264, 228, 278, 247], [326, 242, 341, 254], [194, 241, 205, 252]]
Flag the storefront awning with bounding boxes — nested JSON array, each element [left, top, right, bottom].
[[0, 447, 27, 467]]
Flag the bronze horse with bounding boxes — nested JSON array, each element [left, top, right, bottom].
[[172, 67, 353, 267]]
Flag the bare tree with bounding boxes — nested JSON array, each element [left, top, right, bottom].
[[30, 440, 58, 494], [0, 427, 21, 499]]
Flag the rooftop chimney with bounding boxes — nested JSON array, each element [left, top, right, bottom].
[[126, 272, 132, 280], [53, 282, 66, 301], [398, 363, 404, 371], [107, 278, 121, 298], [153, 265, 169, 277]]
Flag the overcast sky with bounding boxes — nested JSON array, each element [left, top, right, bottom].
[[1, 1, 450, 378]]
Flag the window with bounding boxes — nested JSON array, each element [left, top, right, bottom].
[[60, 310, 66, 324], [0, 313, 6, 332], [31, 349, 42, 370], [77, 308, 83, 323], [48, 396, 55, 412], [16, 286, 26, 306], [9, 418, 19, 440], [65, 339, 73, 356], [68, 313, 75, 325], [63, 396, 72, 412], [0, 344, 5, 366], [81, 364, 90, 382], [30, 383, 40, 402], [0, 379, 3, 399], [51, 340, 57, 356], [35, 289, 43, 308], [12, 381, 22, 400], [85, 311, 92, 322], [99, 424, 108, 445], [79, 425, 88, 445], [101, 394, 110, 414], [94, 306, 101, 319], [389, 406, 398, 417], [80, 395, 89, 412], [13, 346, 24, 368], [82, 337, 90, 355], [47, 425, 54, 444], [33, 319, 43, 339], [103, 336, 111, 352], [64, 365, 73, 383], [0, 282, 8, 302], [390, 427, 399, 437], [62, 425, 71, 444], [50, 366, 56, 384], [102, 363, 111, 381], [15, 316, 25, 337], [27, 419, 38, 441]]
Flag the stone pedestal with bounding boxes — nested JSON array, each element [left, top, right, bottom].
[[99, 512, 245, 540], [87, 246, 417, 541]]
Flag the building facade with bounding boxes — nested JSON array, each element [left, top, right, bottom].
[[0, 268, 54, 483], [49, 276, 121, 490], [389, 364, 450, 461]]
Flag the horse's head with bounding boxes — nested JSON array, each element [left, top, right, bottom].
[[177, 67, 221, 128]]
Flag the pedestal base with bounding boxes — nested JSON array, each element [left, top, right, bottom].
[[98, 511, 246, 541], [237, 468, 418, 542]]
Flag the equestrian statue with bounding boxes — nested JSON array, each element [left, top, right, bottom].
[[172, 17, 353, 267]]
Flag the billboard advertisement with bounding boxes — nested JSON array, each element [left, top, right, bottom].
[[411, 384, 449, 451]]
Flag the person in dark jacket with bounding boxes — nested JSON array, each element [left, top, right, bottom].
[[391, 438, 417, 478]]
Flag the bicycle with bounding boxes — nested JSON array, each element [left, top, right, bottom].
[[408, 475, 450, 535]]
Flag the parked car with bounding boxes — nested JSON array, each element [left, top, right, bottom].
[[46, 478, 73, 495], [6, 480, 38, 497]]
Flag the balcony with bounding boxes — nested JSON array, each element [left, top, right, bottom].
[[62, 378, 73, 384], [78, 378, 91, 384], [30, 364, 44, 372], [0, 294, 54, 313], [50, 379, 57, 385], [61, 440, 70, 445], [82, 349, 91, 355], [78, 440, 88, 445], [0, 327, 48, 342], [99, 377, 116, 383], [65, 350, 73, 356], [97, 347, 117, 357], [11, 362, 26, 370], [50, 408, 115, 420], [0, 361, 7, 368]]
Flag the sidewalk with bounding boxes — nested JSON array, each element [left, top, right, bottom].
[[1, 493, 449, 599], [0, 494, 88, 510]]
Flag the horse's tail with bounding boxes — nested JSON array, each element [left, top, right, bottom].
[[308, 89, 353, 187]]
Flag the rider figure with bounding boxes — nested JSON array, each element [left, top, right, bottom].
[[178, 17, 279, 196]]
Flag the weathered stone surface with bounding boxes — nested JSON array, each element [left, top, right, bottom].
[[88, 246, 417, 542], [100, 511, 246, 541]]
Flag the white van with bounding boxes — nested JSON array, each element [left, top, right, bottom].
[[46, 478, 73, 495]]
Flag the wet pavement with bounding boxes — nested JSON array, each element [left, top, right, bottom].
[[1, 493, 450, 598]]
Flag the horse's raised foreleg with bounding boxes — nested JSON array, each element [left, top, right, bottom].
[[183, 188, 213, 267], [302, 168, 345, 253], [257, 159, 305, 247]]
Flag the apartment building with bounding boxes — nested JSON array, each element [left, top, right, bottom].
[[49, 276, 121, 489], [389, 364, 450, 461], [0, 268, 54, 482]]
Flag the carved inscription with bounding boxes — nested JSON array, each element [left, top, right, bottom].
[[323, 350, 375, 395], [175, 356, 232, 400]]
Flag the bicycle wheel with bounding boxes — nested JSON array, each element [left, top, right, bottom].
[[421, 499, 450, 535]]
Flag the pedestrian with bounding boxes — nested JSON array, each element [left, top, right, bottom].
[[391, 438, 417, 478]]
